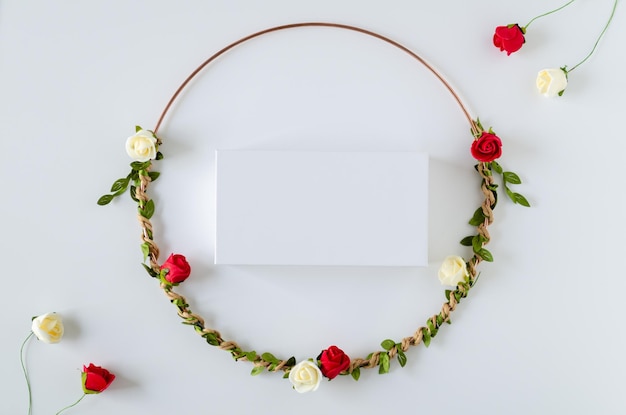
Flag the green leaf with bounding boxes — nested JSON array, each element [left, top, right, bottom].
[[423, 331, 431, 347], [246, 351, 257, 361], [472, 235, 484, 253], [378, 353, 390, 374], [130, 186, 138, 202], [491, 161, 503, 174], [148, 171, 160, 182], [477, 248, 494, 262], [140, 242, 150, 262], [250, 366, 264, 376], [513, 192, 531, 207], [205, 332, 219, 346], [110, 177, 129, 192], [261, 352, 279, 364], [343, 366, 357, 382], [97, 194, 114, 206], [130, 161, 151, 171], [141, 263, 158, 278], [141, 199, 155, 219], [460, 236, 474, 247], [135, 125, 142, 132], [427, 319, 436, 333], [381, 339, 395, 351], [155, 151, 164, 160], [469, 208, 486, 226], [396, 350, 407, 367], [503, 171, 522, 184], [285, 356, 296, 367], [444, 289, 452, 300]]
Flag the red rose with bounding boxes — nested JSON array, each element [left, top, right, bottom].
[[318, 345, 350, 380], [82, 363, 115, 394], [493, 24, 525, 55], [160, 253, 191, 284], [471, 132, 502, 162]]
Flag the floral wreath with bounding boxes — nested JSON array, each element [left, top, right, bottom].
[[98, 22, 529, 393]]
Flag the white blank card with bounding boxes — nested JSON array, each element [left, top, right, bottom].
[[215, 150, 428, 266]]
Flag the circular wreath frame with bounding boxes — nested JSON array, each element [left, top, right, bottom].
[[100, 22, 528, 385]]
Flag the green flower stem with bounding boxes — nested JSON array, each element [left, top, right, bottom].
[[20, 332, 34, 415], [55, 394, 86, 415], [567, 0, 618, 73], [524, 0, 576, 30]]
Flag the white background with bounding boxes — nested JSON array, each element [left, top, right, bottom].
[[1, 1, 625, 414]]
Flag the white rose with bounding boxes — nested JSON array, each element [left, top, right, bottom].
[[438, 256, 469, 286], [288, 360, 322, 393], [536, 68, 568, 97], [125, 130, 157, 162], [31, 312, 64, 344]]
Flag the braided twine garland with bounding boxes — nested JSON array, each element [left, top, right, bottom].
[[131, 23, 498, 379]]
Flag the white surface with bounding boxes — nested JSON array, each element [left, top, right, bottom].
[[215, 150, 428, 266], [1, 1, 625, 414]]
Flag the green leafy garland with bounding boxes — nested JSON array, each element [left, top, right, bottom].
[[98, 120, 528, 391]]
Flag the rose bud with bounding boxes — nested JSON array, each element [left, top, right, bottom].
[[160, 253, 191, 284], [493, 24, 525, 55], [471, 132, 503, 162], [288, 360, 322, 393], [318, 345, 351, 380], [125, 129, 157, 162], [31, 312, 64, 344], [438, 256, 469, 286], [536, 67, 568, 97], [82, 364, 115, 394]]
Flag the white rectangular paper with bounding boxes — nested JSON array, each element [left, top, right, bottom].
[[215, 150, 428, 266]]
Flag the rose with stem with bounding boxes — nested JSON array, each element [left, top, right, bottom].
[[493, 0, 576, 55], [21, 313, 65, 415], [537, 0, 618, 97]]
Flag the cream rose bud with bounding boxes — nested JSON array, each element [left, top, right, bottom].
[[31, 312, 64, 344], [125, 130, 157, 162], [288, 360, 322, 393], [438, 256, 469, 286], [536, 68, 568, 97]]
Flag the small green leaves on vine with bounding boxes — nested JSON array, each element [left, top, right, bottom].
[[141, 263, 158, 278], [476, 248, 494, 262], [140, 242, 150, 262], [251, 366, 264, 376], [469, 207, 486, 226], [381, 339, 395, 351], [378, 352, 390, 374], [97, 194, 114, 206], [491, 160, 503, 174], [351, 367, 361, 381], [472, 234, 486, 253], [489, 161, 530, 207], [262, 352, 279, 364], [396, 349, 407, 367], [139, 199, 155, 219]]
